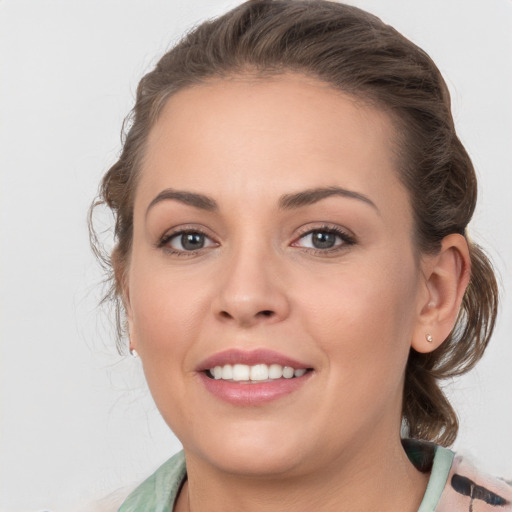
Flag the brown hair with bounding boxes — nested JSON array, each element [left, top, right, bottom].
[[90, 0, 498, 446]]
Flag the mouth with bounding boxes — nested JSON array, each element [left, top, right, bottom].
[[197, 349, 314, 405], [205, 363, 313, 383]]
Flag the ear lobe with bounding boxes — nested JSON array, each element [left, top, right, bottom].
[[411, 234, 471, 354]]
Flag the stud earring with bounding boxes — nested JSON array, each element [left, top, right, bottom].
[[130, 348, 139, 358], [425, 333, 433, 343]]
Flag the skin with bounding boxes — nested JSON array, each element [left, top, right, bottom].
[[124, 73, 470, 511]]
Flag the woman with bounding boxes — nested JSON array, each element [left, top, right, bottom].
[[90, 1, 510, 510]]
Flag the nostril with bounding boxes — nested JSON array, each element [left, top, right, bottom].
[[217, 309, 276, 323]]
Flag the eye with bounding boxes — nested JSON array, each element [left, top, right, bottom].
[[293, 226, 355, 251], [301, 231, 339, 249], [161, 230, 217, 253]]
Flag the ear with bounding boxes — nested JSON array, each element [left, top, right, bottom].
[[411, 234, 471, 354], [112, 247, 135, 352]]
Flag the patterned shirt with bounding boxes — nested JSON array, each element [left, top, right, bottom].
[[118, 439, 512, 512]]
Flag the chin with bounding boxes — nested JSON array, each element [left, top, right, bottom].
[[205, 447, 304, 478], [185, 422, 313, 478]]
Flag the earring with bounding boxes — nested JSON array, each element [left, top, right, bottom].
[[130, 348, 139, 358], [425, 333, 433, 343]]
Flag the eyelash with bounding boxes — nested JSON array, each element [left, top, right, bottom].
[[157, 225, 356, 256], [157, 228, 218, 257], [291, 225, 356, 255]]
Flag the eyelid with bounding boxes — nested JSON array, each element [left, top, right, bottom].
[[157, 224, 219, 253], [291, 223, 357, 251], [155, 222, 356, 255]]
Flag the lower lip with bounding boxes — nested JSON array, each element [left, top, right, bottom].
[[198, 372, 312, 406]]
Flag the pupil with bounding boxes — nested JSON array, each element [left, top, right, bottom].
[[182, 233, 204, 250], [312, 231, 335, 249]]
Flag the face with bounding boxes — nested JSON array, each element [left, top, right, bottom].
[[126, 74, 427, 477]]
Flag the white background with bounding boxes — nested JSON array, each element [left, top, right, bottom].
[[1, 1, 511, 511]]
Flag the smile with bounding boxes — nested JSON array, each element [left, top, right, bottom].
[[198, 349, 314, 405], [207, 363, 309, 382]]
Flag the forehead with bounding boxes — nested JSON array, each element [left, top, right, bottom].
[[137, 73, 409, 220]]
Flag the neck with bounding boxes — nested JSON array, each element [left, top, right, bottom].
[[175, 434, 429, 512]]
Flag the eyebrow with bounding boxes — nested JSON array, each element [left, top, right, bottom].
[[146, 185, 379, 216], [278, 186, 379, 213], [146, 189, 218, 217]]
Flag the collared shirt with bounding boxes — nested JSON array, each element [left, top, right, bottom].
[[118, 440, 512, 512]]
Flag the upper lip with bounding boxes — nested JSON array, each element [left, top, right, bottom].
[[197, 349, 312, 371]]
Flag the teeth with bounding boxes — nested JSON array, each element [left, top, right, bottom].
[[222, 364, 233, 380], [232, 364, 250, 381], [269, 363, 283, 379], [282, 366, 294, 379], [208, 363, 309, 382], [250, 364, 269, 381]]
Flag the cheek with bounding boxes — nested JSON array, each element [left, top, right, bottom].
[[127, 263, 212, 423], [127, 256, 210, 362], [299, 263, 419, 432], [297, 255, 419, 374]]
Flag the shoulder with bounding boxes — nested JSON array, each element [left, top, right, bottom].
[[117, 451, 187, 512], [436, 450, 512, 512], [115, 443, 511, 512], [403, 438, 512, 512]]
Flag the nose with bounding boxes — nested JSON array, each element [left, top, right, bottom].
[[212, 244, 291, 328]]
